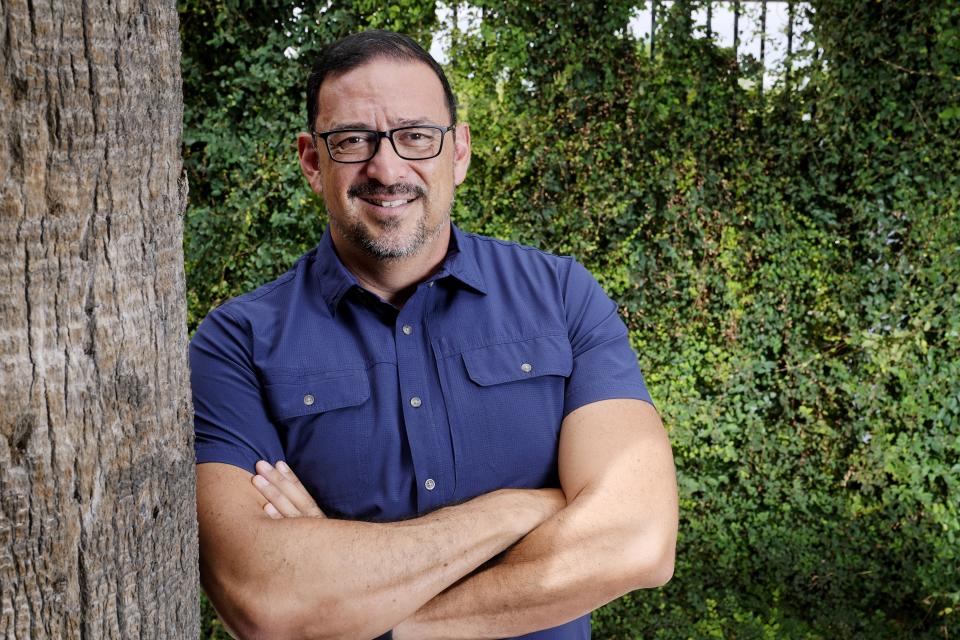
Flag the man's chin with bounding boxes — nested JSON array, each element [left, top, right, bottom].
[[353, 227, 425, 261], [333, 210, 448, 262]]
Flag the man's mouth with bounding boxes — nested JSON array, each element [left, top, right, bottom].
[[359, 196, 417, 208], [349, 183, 425, 210]]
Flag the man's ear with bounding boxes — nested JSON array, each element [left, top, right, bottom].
[[298, 132, 324, 194], [452, 122, 471, 186]]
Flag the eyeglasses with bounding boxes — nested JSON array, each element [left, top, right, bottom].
[[313, 125, 456, 164]]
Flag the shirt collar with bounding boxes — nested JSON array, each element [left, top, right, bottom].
[[313, 228, 361, 314], [313, 223, 487, 315], [442, 223, 487, 295]]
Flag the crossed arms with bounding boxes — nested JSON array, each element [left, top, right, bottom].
[[196, 398, 678, 640]]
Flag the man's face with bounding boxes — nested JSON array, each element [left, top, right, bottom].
[[299, 58, 471, 262]]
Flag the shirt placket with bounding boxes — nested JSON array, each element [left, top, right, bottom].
[[395, 280, 453, 513]]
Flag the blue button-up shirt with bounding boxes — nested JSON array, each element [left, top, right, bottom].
[[191, 223, 652, 639]]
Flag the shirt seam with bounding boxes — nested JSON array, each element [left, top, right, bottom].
[[564, 386, 654, 418], [259, 358, 399, 376], [194, 441, 263, 470], [225, 268, 299, 307], [460, 229, 578, 262], [457, 331, 569, 354]]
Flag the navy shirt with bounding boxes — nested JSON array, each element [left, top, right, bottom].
[[191, 223, 652, 639]]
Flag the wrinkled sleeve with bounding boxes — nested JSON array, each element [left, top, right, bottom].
[[190, 306, 285, 473], [561, 258, 653, 417]]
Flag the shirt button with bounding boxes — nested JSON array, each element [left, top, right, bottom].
[[520, 362, 533, 373], [424, 478, 436, 491], [303, 394, 315, 406], [410, 396, 422, 408], [427, 282, 434, 288], [402, 324, 413, 335]]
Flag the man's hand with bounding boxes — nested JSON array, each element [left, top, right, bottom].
[[249, 401, 676, 640], [242, 400, 675, 640], [393, 398, 678, 639], [197, 462, 566, 640], [251, 460, 325, 519]]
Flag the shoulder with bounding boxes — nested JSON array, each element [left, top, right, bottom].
[[195, 246, 319, 338], [457, 229, 576, 275], [228, 247, 319, 314], [457, 229, 605, 296]]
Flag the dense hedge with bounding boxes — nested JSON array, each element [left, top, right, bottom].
[[181, 1, 959, 638]]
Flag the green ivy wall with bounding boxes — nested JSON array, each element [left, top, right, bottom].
[[181, 1, 959, 637]]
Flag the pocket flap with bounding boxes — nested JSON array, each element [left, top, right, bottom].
[[264, 370, 370, 420], [462, 334, 573, 387]]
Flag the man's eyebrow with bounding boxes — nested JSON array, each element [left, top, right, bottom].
[[324, 121, 371, 131], [323, 117, 442, 131], [394, 117, 440, 127]]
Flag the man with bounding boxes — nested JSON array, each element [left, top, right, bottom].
[[191, 30, 678, 640]]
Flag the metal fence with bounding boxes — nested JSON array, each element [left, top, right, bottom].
[[633, 1, 815, 89], [433, 1, 816, 90]]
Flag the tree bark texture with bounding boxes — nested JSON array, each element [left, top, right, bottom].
[[0, 0, 197, 638]]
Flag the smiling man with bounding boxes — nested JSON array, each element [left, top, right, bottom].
[[191, 30, 678, 640]]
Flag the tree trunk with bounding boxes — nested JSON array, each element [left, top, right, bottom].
[[0, 0, 198, 638]]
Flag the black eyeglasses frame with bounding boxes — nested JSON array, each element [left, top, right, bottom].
[[312, 124, 456, 164]]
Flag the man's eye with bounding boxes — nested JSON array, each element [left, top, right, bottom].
[[398, 130, 435, 143]]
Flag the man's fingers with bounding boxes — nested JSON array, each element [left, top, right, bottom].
[[275, 460, 325, 517], [252, 473, 303, 517], [253, 460, 325, 518], [264, 502, 283, 519]]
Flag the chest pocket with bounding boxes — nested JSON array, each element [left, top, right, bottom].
[[263, 369, 373, 512], [441, 334, 572, 495], [462, 334, 573, 386]]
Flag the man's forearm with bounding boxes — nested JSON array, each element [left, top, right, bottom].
[[197, 463, 564, 640], [393, 399, 678, 639], [393, 490, 670, 639]]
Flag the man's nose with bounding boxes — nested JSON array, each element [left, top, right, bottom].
[[364, 136, 408, 186]]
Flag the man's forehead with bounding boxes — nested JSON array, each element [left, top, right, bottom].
[[316, 57, 448, 127], [330, 54, 436, 78]]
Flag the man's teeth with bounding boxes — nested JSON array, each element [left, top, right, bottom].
[[377, 199, 410, 208]]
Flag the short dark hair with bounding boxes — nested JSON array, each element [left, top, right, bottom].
[[306, 30, 457, 131]]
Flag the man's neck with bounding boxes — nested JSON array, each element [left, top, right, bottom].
[[332, 224, 451, 308]]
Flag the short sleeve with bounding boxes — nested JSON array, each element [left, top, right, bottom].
[[190, 306, 285, 472], [561, 259, 653, 416]]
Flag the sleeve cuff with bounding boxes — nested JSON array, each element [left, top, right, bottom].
[[564, 383, 655, 418]]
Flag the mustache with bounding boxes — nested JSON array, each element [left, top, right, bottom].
[[348, 182, 425, 199]]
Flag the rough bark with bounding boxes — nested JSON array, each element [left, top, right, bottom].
[[0, 0, 197, 638]]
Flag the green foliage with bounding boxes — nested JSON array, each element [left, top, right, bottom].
[[179, 0, 438, 328], [181, 0, 960, 637], [198, 591, 230, 640]]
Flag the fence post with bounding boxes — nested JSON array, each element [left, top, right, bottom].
[[651, 0, 659, 59], [786, 1, 795, 91], [733, 0, 741, 55], [760, 0, 767, 95]]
